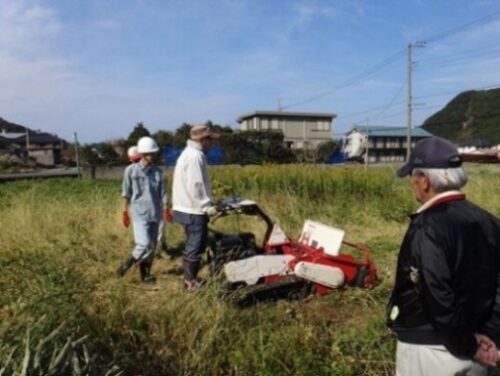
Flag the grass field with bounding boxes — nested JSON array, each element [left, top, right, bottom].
[[1, 164, 499, 375]]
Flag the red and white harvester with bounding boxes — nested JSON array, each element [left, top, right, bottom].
[[207, 197, 377, 305]]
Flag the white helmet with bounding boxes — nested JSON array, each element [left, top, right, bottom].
[[137, 136, 159, 154], [127, 146, 138, 158]]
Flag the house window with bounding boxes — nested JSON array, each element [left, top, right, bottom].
[[261, 118, 269, 130], [315, 120, 329, 131]]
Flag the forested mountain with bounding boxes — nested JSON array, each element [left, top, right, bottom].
[[423, 88, 500, 145]]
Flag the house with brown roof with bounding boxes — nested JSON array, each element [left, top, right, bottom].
[[0, 117, 66, 166]]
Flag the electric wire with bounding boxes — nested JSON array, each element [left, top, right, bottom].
[[416, 50, 500, 71], [284, 10, 500, 132], [417, 43, 500, 64], [340, 100, 406, 119], [341, 84, 500, 121], [414, 84, 500, 100], [281, 48, 406, 110], [423, 11, 500, 43]]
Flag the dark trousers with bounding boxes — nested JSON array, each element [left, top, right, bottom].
[[173, 211, 208, 262]]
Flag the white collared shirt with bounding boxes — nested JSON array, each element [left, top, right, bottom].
[[416, 190, 463, 214], [172, 140, 213, 215]]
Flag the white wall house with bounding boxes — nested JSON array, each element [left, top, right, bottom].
[[344, 126, 433, 163], [237, 111, 337, 149]]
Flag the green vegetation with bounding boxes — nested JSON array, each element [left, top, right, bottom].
[[423, 88, 500, 144], [77, 121, 341, 167], [1, 165, 499, 375]]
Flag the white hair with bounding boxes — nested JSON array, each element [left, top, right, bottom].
[[412, 167, 468, 192]]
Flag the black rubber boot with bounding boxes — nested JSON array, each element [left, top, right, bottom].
[[183, 260, 200, 281], [183, 260, 202, 291], [140, 262, 156, 285], [116, 256, 136, 277]]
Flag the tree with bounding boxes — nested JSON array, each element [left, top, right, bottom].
[[127, 122, 151, 146], [153, 130, 174, 147], [173, 123, 192, 147], [316, 140, 342, 163], [205, 120, 234, 136], [79, 142, 121, 166], [220, 130, 296, 165]]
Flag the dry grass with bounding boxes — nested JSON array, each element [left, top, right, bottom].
[[0, 164, 499, 375]]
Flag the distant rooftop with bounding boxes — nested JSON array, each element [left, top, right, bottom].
[[0, 117, 65, 144], [237, 110, 337, 123], [348, 126, 432, 138], [1, 132, 26, 139]]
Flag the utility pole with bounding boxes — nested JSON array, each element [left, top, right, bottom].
[[25, 126, 30, 157], [406, 42, 425, 160], [74, 132, 81, 178], [364, 119, 370, 171]]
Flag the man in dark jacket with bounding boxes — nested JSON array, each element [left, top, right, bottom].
[[388, 136, 500, 375]]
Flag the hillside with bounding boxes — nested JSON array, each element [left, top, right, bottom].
[[422, 88, 500, 145]]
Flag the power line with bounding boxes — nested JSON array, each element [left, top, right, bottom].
[[371, 80, 407, 122], [347, 80, 407, 125], [423, 11, 500, 43], [414, 110, 500, 128], [282, 48, 406, 110], [368, 110, 407, 121], [414, 84, 500, 101], [417, 43, 500, 64], [416, 49, 500, 70], [283, 12, 500, 111], [340, 100, 406, 119], [341, 84, 500, 121]]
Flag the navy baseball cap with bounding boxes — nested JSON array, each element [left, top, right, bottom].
[[397, 136, 462, 177]]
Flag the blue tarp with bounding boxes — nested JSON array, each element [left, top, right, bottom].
[[206, 146, 224, 165], [162, 146, 224, 166], [162, 147, 182, 166], [327, 152, 345, 164]]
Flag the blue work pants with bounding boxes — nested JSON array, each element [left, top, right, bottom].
[[132, 218, 159, 263]]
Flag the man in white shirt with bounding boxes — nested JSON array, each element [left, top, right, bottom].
[[172, 125, 219, 291]]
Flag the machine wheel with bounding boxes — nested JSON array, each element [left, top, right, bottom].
[[354, 266, 370, 288], [230, 277, 309, 308], [287, 283, 312, 300]]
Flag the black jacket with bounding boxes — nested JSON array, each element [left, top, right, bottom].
[[387, 194, 500, 358]]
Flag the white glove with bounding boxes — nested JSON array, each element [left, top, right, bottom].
[[206, 206, 218, 217]]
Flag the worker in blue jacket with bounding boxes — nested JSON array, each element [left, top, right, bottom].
[[116, 136, 167, 284]]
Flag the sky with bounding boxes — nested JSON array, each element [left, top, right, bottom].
[[1, 0, 500, 143]]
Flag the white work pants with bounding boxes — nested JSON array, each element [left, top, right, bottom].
[[396, 341, 487, 376]]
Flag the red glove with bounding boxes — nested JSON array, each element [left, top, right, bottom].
[[122, 211, 130, 228], [163, 209, 173, 223]]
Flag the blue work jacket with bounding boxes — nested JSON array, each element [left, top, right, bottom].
[[122, 162, 167, 222]]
